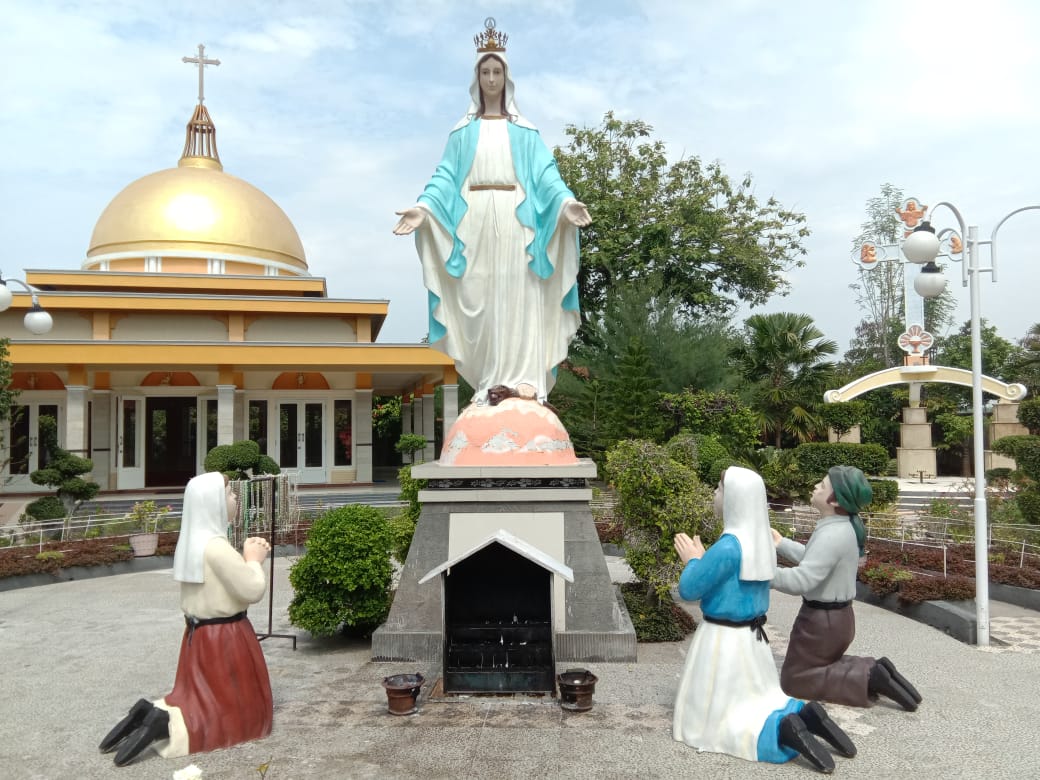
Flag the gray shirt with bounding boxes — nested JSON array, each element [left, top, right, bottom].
[[771, 515, 860, 602]]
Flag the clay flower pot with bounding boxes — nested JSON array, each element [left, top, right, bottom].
[[382, 673, 424, 715], [128, 532, 159, 557], [557, 668, 598, 712]]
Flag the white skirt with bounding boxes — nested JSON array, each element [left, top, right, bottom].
[[673, 620, 795, 761]]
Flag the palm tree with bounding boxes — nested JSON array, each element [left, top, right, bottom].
[[730, 312, 838, 447]]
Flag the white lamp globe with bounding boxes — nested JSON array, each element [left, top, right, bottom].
[[914, 263, 948, 298], [24, 307, 53, 335], [0, 283, 12, 312], [903, 221, 941, 264]]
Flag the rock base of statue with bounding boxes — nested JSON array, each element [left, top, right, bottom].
[[438, 397, 577, 466]]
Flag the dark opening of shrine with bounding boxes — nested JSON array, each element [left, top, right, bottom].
[[443, 541, 555, 693]]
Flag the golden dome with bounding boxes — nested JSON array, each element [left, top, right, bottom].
[[85, 157, 307, 274]]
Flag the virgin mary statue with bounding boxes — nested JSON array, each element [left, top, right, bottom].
[[394, 19, 591, 406]]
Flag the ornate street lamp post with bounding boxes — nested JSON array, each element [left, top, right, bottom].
[[0, 273, 53, 335], [903, 203, 1040, 646]]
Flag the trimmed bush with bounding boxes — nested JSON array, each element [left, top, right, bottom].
[[794, 442, 889, 478], [1017, 397, 1040, 435], [25, 495, 66, 522], [204, 440, 280, 480], [866, 478, 899, 510], [288, 505, 394, 637]]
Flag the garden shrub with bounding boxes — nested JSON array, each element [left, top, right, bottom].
[[1012, 489, 1040, 525], [706, 457, 743, 489], [288, 505, 394, 637], [662, 431, 730, 482], [1017, 397, 1040, 435], [758, 447, 810, 506], [619, 582, 695, 642], [606, 439, 718, 608], [25, 495, 66, 522], [866, 478, 899, 510], [860, 563, 913, 597], [794, 442, 889, 478]]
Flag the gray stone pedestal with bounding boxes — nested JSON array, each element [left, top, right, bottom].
[[897, 405, 937, 478], [371, 460, 636, 663]]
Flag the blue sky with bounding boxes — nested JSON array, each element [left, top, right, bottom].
[[3, 0, 1039, 353]]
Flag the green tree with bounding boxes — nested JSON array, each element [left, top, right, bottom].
[[930, 319, 1023, 413], [1012, 322, 1040, 395], [554, 112, 809, 339], [819, 400, 869, 442], [848, 184, 955, 368], [601, 336, 665, 443], [552, 282, 739, 462], [730, 312, 838, 447]]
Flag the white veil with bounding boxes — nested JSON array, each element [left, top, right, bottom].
[[454, 51, 536, 131], [172, 472, 229, 583], [720, 466, 777, 582]]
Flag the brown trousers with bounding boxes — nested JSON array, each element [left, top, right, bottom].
[[780, 602, 874, 707]]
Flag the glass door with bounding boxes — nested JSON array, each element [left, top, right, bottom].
[[5, 402, 61, 492], [116, 396, 145, 490], [278, 401, 325, 483]]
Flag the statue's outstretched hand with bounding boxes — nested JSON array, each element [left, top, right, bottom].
[[563, 201, 592, 227], [393, 207, 427, 235]]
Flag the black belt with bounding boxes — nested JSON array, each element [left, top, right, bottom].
[[185, 610, 247, 645], [702, 613, 769, 643], [803, 598, 852, 611]]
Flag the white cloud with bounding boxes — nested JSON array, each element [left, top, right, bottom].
[[4, 0, 1040, 351]]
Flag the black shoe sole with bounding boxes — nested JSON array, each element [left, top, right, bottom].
[[114, 708, 169, 767], [780, 713, 836, 774], [870, 663, 918, 712], [99, 699, 152, 753], [879, 657, 923, 704], [800, 701, 857, 758]]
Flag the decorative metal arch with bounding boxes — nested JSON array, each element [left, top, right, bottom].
[[824, 365, 1028, 404]]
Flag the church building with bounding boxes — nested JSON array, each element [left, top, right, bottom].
[[1, 50, 457, 493]]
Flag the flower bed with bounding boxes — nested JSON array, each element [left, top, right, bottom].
[[860, 538, 1040, 602]]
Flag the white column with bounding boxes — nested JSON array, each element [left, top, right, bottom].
[[64, 385, 89, 457], [441, 384, 459, 442], [216, 385, 236, 446], [355, 389, 373, 483], [422, 392, 436, 463]]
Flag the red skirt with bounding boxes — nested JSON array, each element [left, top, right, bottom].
[[165, 616, 273, 754]]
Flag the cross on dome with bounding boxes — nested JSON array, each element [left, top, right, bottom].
[[182, 44, 220, 104]]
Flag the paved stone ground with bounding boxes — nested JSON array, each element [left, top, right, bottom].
[[2, 557, 1040, 780]]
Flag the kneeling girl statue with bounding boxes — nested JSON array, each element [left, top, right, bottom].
[[99, 472, 274, 766]]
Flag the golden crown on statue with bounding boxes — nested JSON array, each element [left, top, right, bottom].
[[474, 17, 508, 52]]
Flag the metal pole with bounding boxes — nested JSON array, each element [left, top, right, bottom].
[[968, 225, 990, 646]]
